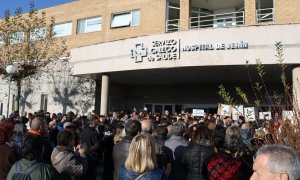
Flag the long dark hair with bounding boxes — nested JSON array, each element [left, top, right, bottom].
[[191, 125, 213, 145]]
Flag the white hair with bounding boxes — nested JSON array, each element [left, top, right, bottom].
[[256, 144, 300, 180]]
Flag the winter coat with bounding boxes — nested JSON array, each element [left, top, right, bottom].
[[182, 142, 214, 180], [6, 159, 59, 180], [51, 145, 88, 178], [118, 166, 166, 180], [164, 135, 189, 180], [113, 135, 133, 180], [26, 131, 53, 164], [80, 126, 102, 157], [0, 143, 19, 179]]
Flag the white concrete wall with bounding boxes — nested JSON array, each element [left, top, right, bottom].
[[71, 24, 300, 75], [0, 60, 96, 116]]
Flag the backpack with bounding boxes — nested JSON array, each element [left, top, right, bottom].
[[11, 161, 42, 180]]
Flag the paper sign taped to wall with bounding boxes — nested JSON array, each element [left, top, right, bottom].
[[232, 105, 244, 121], [217, 104, 231, 116], [192, 109, 205, 117], [258, 111, 272, 120], [244, 107, 255, 121], [282, 111, 294, 120]]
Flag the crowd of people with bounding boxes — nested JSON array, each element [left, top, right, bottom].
[[0, 109, 300, 180]]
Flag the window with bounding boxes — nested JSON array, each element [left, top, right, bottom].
[[0, 102, 3, 115], [77, 16, 101, 34], [111, 10, 140, 28], [53, 22, 72, 37], [10, 32, 24, 44], [41, 94, 48, 111], [214, 14, 236, 27], [30, 27, 47, 41]]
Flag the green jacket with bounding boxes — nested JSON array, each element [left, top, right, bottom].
[[6, 159, 59, 180]]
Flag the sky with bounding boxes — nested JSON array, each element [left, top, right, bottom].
[[0, 0, 74, 18]]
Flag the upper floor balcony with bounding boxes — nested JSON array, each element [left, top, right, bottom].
[[166, 0, 274, 32]]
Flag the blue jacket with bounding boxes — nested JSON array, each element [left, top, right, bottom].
[[118, 166, 166, 180]]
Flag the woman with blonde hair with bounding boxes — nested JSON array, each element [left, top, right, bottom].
[[118, 133, 166, 180]]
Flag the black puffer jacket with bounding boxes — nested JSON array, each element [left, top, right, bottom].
[[112, 136, 133, 180], [182, 143, 214, 180]]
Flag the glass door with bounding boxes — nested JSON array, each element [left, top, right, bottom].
[[145, 103, 175, 114]]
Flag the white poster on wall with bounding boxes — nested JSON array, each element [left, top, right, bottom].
[[218, 104, 231, 116], [282, 111, 294, 121], [192, 109, 205, 117], [232, 105, 244, 121], [258, 111, 272, 120], [244, 107, 256, 121]]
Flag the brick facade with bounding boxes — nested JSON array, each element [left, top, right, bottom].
[[43, 0, 166, 49], [245, 0, 257, 25], [1, 0, 299, 49], [274, 0, 300, 23]]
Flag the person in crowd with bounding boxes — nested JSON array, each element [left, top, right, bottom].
[[182, 126, 214, 180], [153, 123, 172, 177], [25, 113, 34, 130], [27, 117, 52, 164], [49, 120, 59, 149], [249, 129, 265, 155], [0, 120, 19, 179], [114, 124, 124, 144], [130, 111, 139, 121], [57, 114, 68, 132], [0, 115, 5, 121], [240, 123, 252, 145], [7, 133, 59, 180], [113, 120, 141, 180], [102, 124, 115, 180], [20, 111, 29, 125], [12, 122, 27, 151], [64, 122, 81, 147], [51, 129, 88, 179], [141, 118, 153, 134], [224, 116, 232, 128], [206, 126, 253, 180], [155, 116, 161, 123], [250, 144, 300, 180], [164, 122, 188, 180], [119, 133, 166, 180], [80, 116, 102, 180]]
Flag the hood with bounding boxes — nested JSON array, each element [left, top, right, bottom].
[[51, 146, 72, 165]]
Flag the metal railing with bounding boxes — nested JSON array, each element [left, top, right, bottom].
[[166, 19, 180, 32], [256, 8, 274, 23], [190, 11, 244, 29]]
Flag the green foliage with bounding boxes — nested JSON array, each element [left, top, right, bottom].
[[217, 41, 300, 156], [217, 42, 290, 111], [0, 3, 68, 78], [256, 59, 265, 78], [235, 87, 249, 105], [217, 85, 235, 105], [0, 2, 68, 110]]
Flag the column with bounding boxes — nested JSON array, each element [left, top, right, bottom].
[[293, 67, 300, 114], [244, 0, 257, 25], [100, 74, 109, 115], [180, 0, 191, 31]]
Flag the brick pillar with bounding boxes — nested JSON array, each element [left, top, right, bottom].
[[180, 0, 191, 31], [244, 0, 257, 25]]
